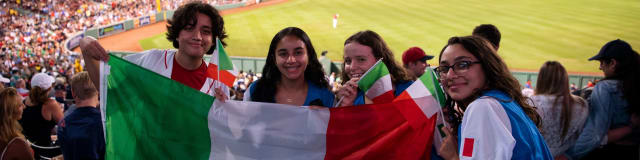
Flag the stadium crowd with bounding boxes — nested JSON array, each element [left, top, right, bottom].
[[0, 0, 246, 94], [1, 1, 638, 160]]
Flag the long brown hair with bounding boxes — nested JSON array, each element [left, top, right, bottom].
[[28, 86, 51, 106], [535, 61, 586, 137], [0, 88, 24, 145], [340, 30, 412, 84], [439, 36, 541, 131]]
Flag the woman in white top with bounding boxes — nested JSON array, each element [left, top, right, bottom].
[[436, 36, 552, 160], [530, 61, 588, 159]]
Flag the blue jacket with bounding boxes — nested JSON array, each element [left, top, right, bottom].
[[566, 80, 630, 159]]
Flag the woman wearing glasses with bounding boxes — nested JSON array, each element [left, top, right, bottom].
[[335, 30, 413, 106], [435, 36, 552, 160]]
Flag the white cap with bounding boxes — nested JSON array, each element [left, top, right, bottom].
[[31, 73, 55, 89], [0, 76, 9, 83]]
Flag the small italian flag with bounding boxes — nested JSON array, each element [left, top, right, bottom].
[[358, 59, 394, 104], [202, 37, 237, 96], [394, 67, 447, 155]]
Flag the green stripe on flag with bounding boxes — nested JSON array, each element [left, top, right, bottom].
[[217, 38, 234, 71], [105, 54, 214, 159], [419, 68, 446, 107], [358, 61, 389, 92]]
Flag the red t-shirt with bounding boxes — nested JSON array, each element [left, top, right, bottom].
[[170, 58, 207, 90]]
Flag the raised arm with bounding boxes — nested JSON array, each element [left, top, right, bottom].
[[79, 36, 109, 89]]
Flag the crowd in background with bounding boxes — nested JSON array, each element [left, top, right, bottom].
[[0, 0, 245, 97]]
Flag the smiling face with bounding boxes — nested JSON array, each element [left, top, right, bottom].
[[177, 13, 213, 58], [275, 35, 308, 81], [343, 42, 378, 79], [439, 44, 486, 101]]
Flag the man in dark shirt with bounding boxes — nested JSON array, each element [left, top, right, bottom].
[[57, 72, 104, 160]]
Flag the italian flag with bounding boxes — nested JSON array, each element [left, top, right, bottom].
[[100, 54, 439, 159], [358, 59, 394, 104], [394, 67, 447, 155], [202, 37, 237, 95]]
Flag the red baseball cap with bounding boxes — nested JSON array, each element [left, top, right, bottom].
[[402, 47, 434, 65]]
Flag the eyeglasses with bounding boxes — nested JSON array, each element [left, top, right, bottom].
[[434, 61, 481, 76]]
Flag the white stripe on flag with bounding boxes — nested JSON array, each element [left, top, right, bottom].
[[99, 61, 109, 142], [364, 74, 392, 99], [208, 100, 330, 159]]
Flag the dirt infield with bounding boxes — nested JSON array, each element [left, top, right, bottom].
[[73, 0, 289, 53]]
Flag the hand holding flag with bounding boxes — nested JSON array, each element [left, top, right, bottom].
[[335, 58, 394, 107], [203, 37, 237, 100]]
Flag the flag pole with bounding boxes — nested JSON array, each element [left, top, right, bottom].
[[217, 38, 220, 90], [333, 58, 383, 107], [426, 67, 448, 128]]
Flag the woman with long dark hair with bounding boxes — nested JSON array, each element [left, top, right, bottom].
[[435, 36, 551, 160], [567, 39, 640, 159], [531, 61, 588, 158], [242, 27, 334, 107]]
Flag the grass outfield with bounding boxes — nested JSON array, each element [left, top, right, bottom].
[[139, 0, 640, 73]]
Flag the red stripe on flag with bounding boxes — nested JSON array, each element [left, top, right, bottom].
[[206, 64, 218, 79], [371, 91, 394, 104], [392, 91, 411, 102], [462, 138, 474, 157], [219, 70, 235, 87], [206, 64, 236, 88], [325, 99, 436, 159]]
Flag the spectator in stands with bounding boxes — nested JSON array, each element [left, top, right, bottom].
[[521, 80, 534, 97], [402, 46, 434, 79], [81, 2, 227, 92], [57, 72, 104, 160], [336, 30, 413, 106], [0, 87, 34, 160], [19, 73, 63, 157], [232, 27, 334, 107], [472, 24, 501, 50], [54, 83, 67, 107], [435, 36, 551, 159], [15, 78, 28, 98], [530, 61, 588, 158], [567, 39, 640, 159], [20, 73, 63, 144]]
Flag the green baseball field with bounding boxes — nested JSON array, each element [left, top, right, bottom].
[[139, 0, 640, 74]]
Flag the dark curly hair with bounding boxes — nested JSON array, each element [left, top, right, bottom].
[[166, 1, 227, 54], [340, 30, 412, 85], [251, 27, 329, 102]]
